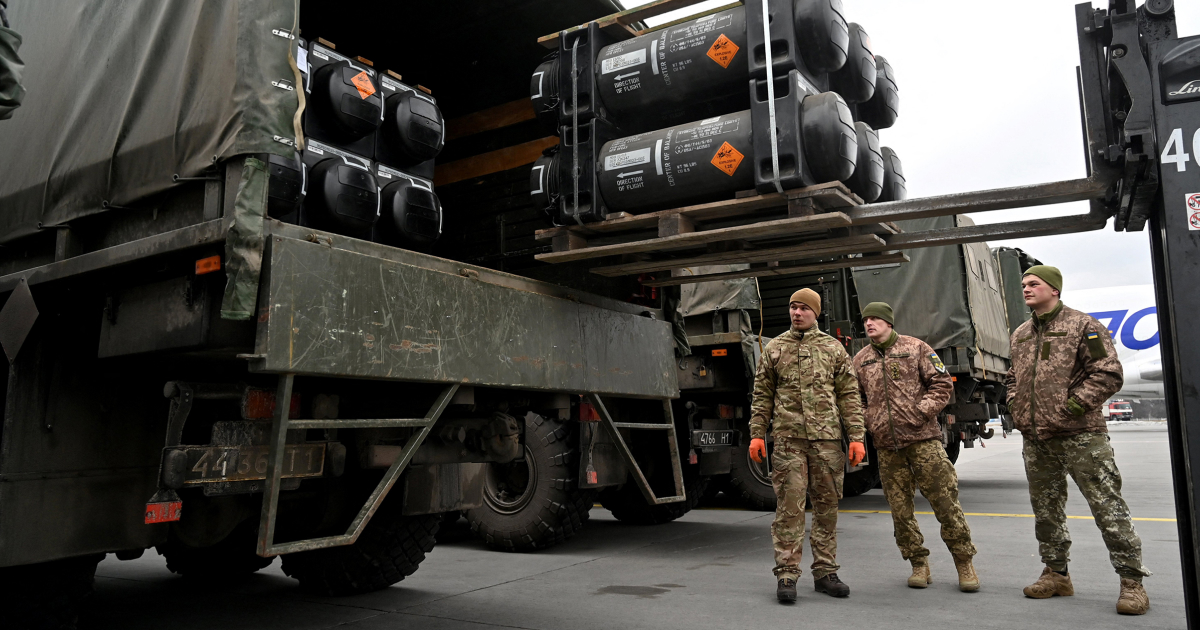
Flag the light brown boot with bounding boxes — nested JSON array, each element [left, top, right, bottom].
[[1023, 567, 1074, 599], [1116, 578, 1149, 615], [908, 562, 931, 589], [952, 554, 979, 592]]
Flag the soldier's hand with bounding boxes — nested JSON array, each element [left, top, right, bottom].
[[749, 438, 767, 464], [848, 441, 866, 466], [1066, 397, 1086, 416]]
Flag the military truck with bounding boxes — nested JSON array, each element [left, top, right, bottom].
[[0, 0, 704, 625], [689, 217, 1036, 510]]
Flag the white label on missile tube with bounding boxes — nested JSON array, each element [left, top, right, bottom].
[[602, 49, 647, 75], [604, 148, 652, 171]]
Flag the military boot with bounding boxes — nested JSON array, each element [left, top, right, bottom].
[[1023, 567, 1074, 599], [1116, 578, 1149, 615], [776, 577, 797, 603], [908, 561, 931, 589], [952, 554, 979, 592], [814, 573, 850, 597]]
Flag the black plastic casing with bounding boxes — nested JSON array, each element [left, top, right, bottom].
[[303, 42, 383, 158]]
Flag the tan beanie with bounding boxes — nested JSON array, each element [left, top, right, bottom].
[[789, 288, 821, 317]]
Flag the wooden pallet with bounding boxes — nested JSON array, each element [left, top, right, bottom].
[[538, 0, 739, 48], [532, 181, 904, 284]]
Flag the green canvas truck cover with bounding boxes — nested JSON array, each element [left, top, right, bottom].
[[852, 215, 1011, 362]]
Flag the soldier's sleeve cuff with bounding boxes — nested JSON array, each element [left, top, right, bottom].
[[749, 425, 767, 440]]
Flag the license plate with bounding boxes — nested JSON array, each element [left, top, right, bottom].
[[181, 444, 326, 484], [693, 430, 735, 448]]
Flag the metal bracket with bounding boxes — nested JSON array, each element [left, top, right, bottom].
[[586, 394, 685, 505], [256, 377, 460, 556]]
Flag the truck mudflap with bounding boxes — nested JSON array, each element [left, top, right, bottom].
[[248, 235, 678, 398]]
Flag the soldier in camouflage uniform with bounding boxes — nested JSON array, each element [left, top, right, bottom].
[[1004, 265, 1150, 615], [851, 302, 978, 592], [749, 288, 865, 603]]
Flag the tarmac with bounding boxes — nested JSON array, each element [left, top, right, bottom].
[[86, 423, 1186, 629]]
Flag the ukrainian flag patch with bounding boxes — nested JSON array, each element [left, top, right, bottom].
[[929, 352, 947, 374], [1085, 331, 1107, 358]]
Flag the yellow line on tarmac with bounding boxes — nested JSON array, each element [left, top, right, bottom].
[[840, 509, 1176, 522]]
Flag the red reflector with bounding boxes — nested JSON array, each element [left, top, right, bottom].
[[711, 348, 728, 357], [195, 255, 222, 275], [587, 470, 598, 484], [718, 404, 736, 420], [579, 402, 600, 422], [145, 501, 182, 524], [242, 389, 302, 420], [689, 451, 699, 465]]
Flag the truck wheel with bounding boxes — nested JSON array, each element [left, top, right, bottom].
[[0, 554, 102, 630], [465, 413, 593, 551], [842, 463, 880, 497], [158, 520, 274, 578], [728, 431, 777, 511], [944, 437, 961, 464], [598, 465, 708, 525], [280, 512, 440, 595]]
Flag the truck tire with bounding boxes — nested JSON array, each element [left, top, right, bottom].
[[280, 512, 440, 595], [465, 413, 593, 551], [727, 438, 777, 511], [598, 465, 708, 525], [944, 437, 961, 464], [0, 554, 102, 630], [158, 520, 274, 578], [842, 463, 880, 497]]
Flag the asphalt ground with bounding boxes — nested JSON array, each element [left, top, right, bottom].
[[86, 423, 1186, 629]]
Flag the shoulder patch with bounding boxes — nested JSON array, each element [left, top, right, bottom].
[[1085, 330, 1108, 359], [929, 352, 947, 374]]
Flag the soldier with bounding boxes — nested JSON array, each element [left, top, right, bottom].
[[1004, 265, 1151, 615], [749, 288, 866, 603], [851, 302, 979, 592]]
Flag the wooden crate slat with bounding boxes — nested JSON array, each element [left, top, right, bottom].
[[590, 234, 886, 277], [641, 252, 911, 287], [534, 181, 855, 242], [534, 211, 852, 264]]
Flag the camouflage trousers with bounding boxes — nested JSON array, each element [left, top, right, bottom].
[[877, 438, 976, 564], [1023, 431, 1151, 579], [771, 438, 843, 580]]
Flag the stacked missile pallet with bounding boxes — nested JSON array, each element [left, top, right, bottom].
[[527, 0, 909, 284]]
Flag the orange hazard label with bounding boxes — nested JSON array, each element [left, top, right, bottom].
[[350, 71, 376, 99], [706, 34, 739, 69], [710, 141, 744, 176]]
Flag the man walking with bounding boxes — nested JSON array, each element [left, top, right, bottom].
[[1004, 265, 1150, 615], [749, 288, 866, 603], [851, 302, 978, 591]]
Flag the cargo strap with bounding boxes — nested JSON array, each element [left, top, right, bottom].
[[761, 0, 783, 194], [587, 394, 686, 505], [255, 376, 459, 557]]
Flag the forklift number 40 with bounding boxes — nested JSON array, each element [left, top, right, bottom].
[[1161, 127, 1200, 172]]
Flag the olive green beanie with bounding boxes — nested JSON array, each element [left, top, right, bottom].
[[861, 302, 894, 326], [1023, 265, 1063, 292]]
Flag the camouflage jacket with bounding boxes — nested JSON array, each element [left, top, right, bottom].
[[1003, 303, 1123, 439], [852, 333, 954, 451], [750, 328, 865, 443]]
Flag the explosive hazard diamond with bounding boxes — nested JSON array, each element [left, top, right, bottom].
[[706, 33, 739, 69], [351, 71, 376, 99], [711, 141, 744, 176]]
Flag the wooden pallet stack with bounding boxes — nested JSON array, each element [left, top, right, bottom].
[[533, 181, 908, 287]]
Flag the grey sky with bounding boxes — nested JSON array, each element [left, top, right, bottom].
[[620, 0, 1200, 290]]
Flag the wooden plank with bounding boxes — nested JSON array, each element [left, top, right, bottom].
[[534, 181, 855, 241], [445, 98, 537, 142], [551, 231, 588, 253], [434, 137, 558, 187], [657, 214, 695, 237], [641, 253, 911, 287], [538, 0, 714, 48], [535, 211, 852, 264], [589, 234, 886, 277], [635, 2, 743, 35]]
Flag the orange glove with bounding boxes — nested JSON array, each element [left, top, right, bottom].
[[749, 438, 767, 464], [848, 441, 866, 467]]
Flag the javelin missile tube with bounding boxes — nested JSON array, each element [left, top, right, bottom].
[[534, 74, 858, 220], [534, 0, 855, 131]]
